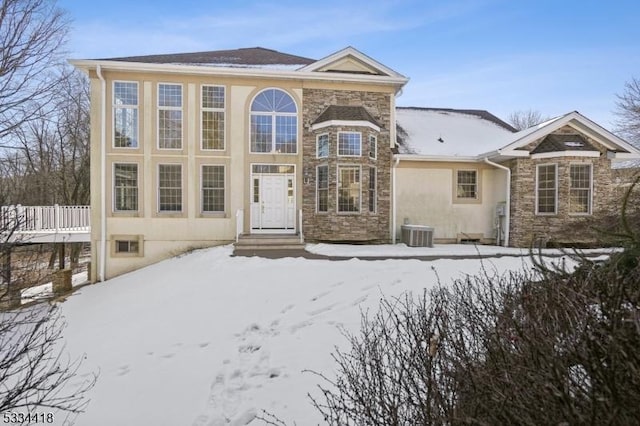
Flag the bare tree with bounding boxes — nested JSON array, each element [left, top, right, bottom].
[[614, 77, 640, 147], [0, 0, 69, 142], [0, 208, 96, 424], [0, 304, 97, 423], [508, 109, 549, 131]]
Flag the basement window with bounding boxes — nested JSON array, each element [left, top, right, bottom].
[[112, 235, 143, 257], [116, 240, 139, 253]]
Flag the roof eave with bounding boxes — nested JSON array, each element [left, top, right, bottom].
[[608, 152, 640, 160], [68, 59, 409, 86], [394, 154, 481, 163]]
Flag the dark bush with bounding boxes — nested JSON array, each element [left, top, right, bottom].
[[310, 179, 640, 425]]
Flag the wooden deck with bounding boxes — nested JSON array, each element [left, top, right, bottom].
[[0, 205, 91, 243]]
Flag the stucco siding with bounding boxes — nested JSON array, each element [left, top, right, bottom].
[[395, 162, 507, 243]]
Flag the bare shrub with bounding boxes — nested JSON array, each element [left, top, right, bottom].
[[311, 252, 640, 424]]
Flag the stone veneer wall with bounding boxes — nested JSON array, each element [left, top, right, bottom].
[[509, 127, 616, 247], [301, 88, 392, 242]]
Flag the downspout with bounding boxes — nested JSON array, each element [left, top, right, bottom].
[[96, 65, 107, 281], [484, 157, 510, 246], [392, 156, 400, 244]]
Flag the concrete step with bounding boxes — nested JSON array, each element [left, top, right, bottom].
[[234, 244, 305, 251], [234, 233, 304, 250]]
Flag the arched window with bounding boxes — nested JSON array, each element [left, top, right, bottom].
[[250, 89, 297, 153]]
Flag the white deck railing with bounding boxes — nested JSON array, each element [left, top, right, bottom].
[[0, 205, 91, 234]]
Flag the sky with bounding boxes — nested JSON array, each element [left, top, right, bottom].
[[58, 0, 640, 130]]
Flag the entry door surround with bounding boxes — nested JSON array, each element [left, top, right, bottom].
[[250, 164, 295, 233]]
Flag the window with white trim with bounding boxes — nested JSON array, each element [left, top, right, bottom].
[[317, 165, 328, 212], [158, 83, 182, 149], [317, 134, 329, 158], [456, 170, 478, 199], [201, 85, 225, 150], [113, 82, 138, 148], [202, 165, 225, 213], [338, 166, 360, 213], [113, 163, 138, 211], [368, 167, 376, 213], [338, 132, 361, 156], [569, 164, 592, 214], [536, 164, 557, 214], [158, 164, 182, 212], [250, 89, 297, 153], [369, 135, 377, 159]]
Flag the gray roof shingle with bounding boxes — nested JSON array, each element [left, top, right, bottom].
[[312, 105, 381, 128], [99, 47, 315, 66]]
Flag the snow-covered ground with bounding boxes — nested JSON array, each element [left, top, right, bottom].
[[58, 245, 590, 425]]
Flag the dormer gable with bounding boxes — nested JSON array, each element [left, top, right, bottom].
[[299, 46, 406, 79]]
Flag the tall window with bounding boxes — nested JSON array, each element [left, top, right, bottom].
[[338, 132, 362, 156], [317, 134, 329, 158], [317, 165, 329, 212], [158, 83, 182, 149], [158, 164, 182, 212], [369, 167, 376, 213], [369, 135, 377, 159], [250, 89, 297, 153], [338, 166, 361, 213], [569, 164, 592, 214], [457, 170, 478, 199], [202, 165, 225, 213], [113, 163, 138, 211], [536, 164, 557, 214], [113, 82, 138, 148], [201, 86, 225, 150]]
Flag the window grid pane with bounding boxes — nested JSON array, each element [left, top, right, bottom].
[[275, 116, 297, 153], [159, 110, 182, 149], [317, 165, 328, 212], [202, 111, 224, 150], [537, 165, 557, 214], [570, 164, 591, 214], [158, 84, 182, 107], [317, 134, 329, 158], [113, 82, 138, 148], [158, 84, 182, 149], [369, 167, 376, 213], [202, 86, 224, 109], [114, 164, 138, 211], [457, 170, 477, 199], [201, 86, 225, 150], [338, 132, 362, 156], [158, 165, 182, 212], [338, 167, 360, 212], [251, 115, 272, 152], [202, 165, 225, 212], [369, 135, 377, 159]]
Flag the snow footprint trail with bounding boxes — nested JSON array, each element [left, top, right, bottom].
[[192, 275, 384, 425], [193, 323, 282, 426]]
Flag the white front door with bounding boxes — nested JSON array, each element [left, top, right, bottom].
[[261, 175, 286, 228], [250, 171, 295, 232]]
